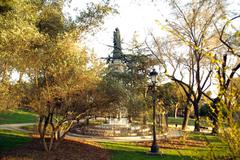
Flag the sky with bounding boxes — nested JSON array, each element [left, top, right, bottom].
[[66, 0, 240, 60], [66, 0, 171, 58], [62, 0, 240, 97]]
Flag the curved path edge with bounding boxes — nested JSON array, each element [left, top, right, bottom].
[[0, 123, 183, 142]]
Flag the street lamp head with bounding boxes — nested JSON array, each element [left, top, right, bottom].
[[150, 69, 158, 84]]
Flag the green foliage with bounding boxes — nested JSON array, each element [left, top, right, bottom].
[[74, 1, 115, 32], [122, 37, 154, 120], [156, 82, 186, 115], [154, 0, 226, 132], [0, 0, 42, 111], [37, 3, 65, 37], [126, 93, 147, 118], [217, 78, 240, 159], [95, 68, 129, 116], [98, 32, 154, 119], [0, 0, 114, 111], [0, 0, 114, 151], [199, 103, 211, 117]]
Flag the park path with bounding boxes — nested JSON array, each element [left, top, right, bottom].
[[0, 123, 35, 133], [67, 130, 183, 142], [0, 123, 184, 142]]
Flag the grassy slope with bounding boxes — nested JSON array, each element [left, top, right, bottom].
[[0, 110, 37, 124], [100, 133, 228, 160], [0, 130, 31, 152]]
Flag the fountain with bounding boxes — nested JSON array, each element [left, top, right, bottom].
[[72, 117, 150, 137]]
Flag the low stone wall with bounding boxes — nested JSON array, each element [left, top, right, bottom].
[[72, 124, 151, 137]]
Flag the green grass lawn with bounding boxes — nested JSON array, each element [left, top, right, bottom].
[[0, 110, 38, 124], [100, 132, 229, 160], [101, 142, 193, 160], [0, 127, 229, 160], [0, 129, 31, 152], [168, 117, 195, 126]]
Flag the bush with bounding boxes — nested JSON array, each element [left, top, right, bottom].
[[199, 103, 211, 118]]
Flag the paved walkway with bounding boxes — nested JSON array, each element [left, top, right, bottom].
[[67, 130, 183, 142], [0, 123, 35, 133], [0, 123, 184, 142], [168, 124, 212, 133]]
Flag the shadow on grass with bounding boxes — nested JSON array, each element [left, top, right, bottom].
[[188, 132, 227, 146], [100, 142, 195, 160], [110, 149, 194, 160], [0, 130, 31, 152]]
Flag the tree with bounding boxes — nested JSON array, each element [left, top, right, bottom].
[[203, 15, 240, 134], [97, 70, 128, 117], [123, 53, 152, 122], [215, 77, 240, 158], [157, 82, 186, 117], [155, 82, 187, 131], [0, 0, 42, 111], [123, 33, 158, 123], [102, 29, 154, 123], [0, 0, 114, 151], [25, 33, 101, 151], [147, 0, 225, 131]]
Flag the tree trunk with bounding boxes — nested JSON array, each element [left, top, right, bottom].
[[86, 117, 89, 125], [165, 113, 168, 129], [157, 114, 160, 127], [38, 116, 44, 139], [53, 121, 74, 150], [143, 115, 147, 125], [158, 114, 162, 131], [164, 113, 168, 132], [18, 71, 23, 83], [182, 105, 190, 131], [174, 107, 178, 118], [193, 103, 200, 132], [128, 115, 132, 123], [212, 98, 220, 134], [1, 63, 9, 83], [212, 116, 219, 134]]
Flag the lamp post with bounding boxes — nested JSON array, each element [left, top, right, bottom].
[[149, 69, 159, 153]]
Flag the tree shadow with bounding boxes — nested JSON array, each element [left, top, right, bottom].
[[100, 142, 195, 160], [0, 131, 31, 152], [108, 148, 194, 160], [0, 137, 110, 160]]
